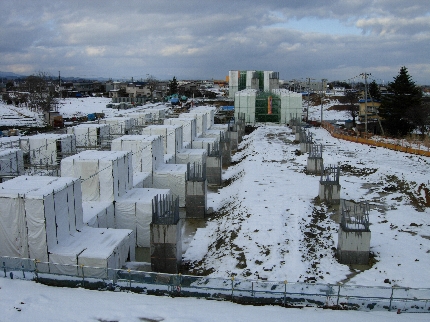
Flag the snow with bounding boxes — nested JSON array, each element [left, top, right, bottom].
[[0, 278, 424, 322]]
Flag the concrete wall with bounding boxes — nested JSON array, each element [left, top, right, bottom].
[[307, 157, 323, 174], [206, 156, 222, 186], [318, 183, 341, 204]]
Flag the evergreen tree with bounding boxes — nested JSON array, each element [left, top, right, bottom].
[[368, 80, 381, 100], [379, 67, 422, 137], [169, 76, 178, 95]]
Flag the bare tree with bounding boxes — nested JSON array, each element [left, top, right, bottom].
[[345, 91, 359, 127], [26, 71, 58, 112], [145, 75, 158, 100]]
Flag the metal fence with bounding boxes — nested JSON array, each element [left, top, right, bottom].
[[2, 256, 430, 313]]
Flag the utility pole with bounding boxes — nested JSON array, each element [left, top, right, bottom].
[[361, 72, 371, 137], [321, 79, 327, 124]]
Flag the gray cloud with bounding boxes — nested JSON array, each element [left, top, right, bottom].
[[0, 0, 429, 84]]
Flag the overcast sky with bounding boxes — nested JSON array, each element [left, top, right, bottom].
[[1, 0, 429, 84]]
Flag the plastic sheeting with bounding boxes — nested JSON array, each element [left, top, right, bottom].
[[111, 135, 164, 173], [271, 89, 303, 124], [141, 125, 183, 158], [190, 107, 216, 129], [82, 201, 115, 228], [153, 164, 187, 207], [49, 226, 135, 278], [179, 113, 207, 137], [67, 123, 109, 149], [61, 150, 133, 202], [192, 137, 217, 151], [28, 134, 76, 166], [0, 148, 24, 179], [115, 188, 170, 247], [100, 117, 133, 135], [176, 148, 207, 166], [234, 89, 257, 124], [164, 117, 197, 146], [0, 176, 83, 262], [133, 171, 152, 189]]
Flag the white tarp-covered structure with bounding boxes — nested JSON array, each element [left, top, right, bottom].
[[67, 123, 110, 149], [0, 148, 24, 181], [271, 89, 303, 124], [179, 112, 207, 137], [176, 148, 207, 166], [164, 117, 197, 147], [115, 188, 170, 247], [123, 112, 152, 126], [0, 176, 83, 262], [49, 226, 135, 278], [192, 136, 218, 151], [153, 164, 187, 207], [61, 150, 133, 202], [111, 135, 164, 173], [190, 106, 216, 130], [99, 117, 134, 135], [28, 134, 76, 166], [234, 89, 257, 124], [140, 107, 168, 121], [141, 125, 183, 161], [82, 201, 115, 228], [0, 136, 30, 154]]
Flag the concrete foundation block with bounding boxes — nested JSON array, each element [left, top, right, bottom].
[[221, 141, 231, 167], [318, 183, 341, 204], [150, 222, 182, 274], [186, 180, 207, 218], [337, 227, 371, 265], [206, 156, 222, 186], [307, 157, 324, 174], [300, 142, 312, 153], [230, 131, 239, 151]]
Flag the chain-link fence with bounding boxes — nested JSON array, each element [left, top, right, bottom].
[[2, 256, 430, 313]]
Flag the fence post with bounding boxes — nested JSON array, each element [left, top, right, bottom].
[[231, 276, 235, 300], [34, 260, 39, 281], [389, 286, 394, 311], [284, 280, 287, 307], [80, 265, 85, 287], [128, 269, 131, 293], [336, 284, 341, 307], [2, 261, 6, 278], [21, 264, 25, 279]]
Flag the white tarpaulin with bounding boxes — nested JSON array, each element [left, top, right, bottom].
[[0, 176, 83, 262], [164, 118, 197, 147], [49, 226, 135, 278], [111, 135, 164, 173], [0, 148, 24, 179], [133, 171, 152, 188], [141, 125, 183, 158], [67, 123, 109, 149], [82, 201, 115, 228], [176, 148, 207, 166], [100, 117, 133, 135], [115, 188, 171, 247], [179, 112, 207, 137], [61, 150, 133, 202], [153, 164, 187, 207], [28, 134, 76, 166], [192, 137, 217, 151], [190, 106, 216, 129]]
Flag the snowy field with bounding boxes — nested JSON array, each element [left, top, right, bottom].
[[0, 278, 425, 322]]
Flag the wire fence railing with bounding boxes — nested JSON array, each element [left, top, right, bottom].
[[2, 256, 430, 313]]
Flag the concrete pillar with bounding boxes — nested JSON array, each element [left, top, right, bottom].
[[307, 157, 324, 174], [230, 131, 239, 152], [206, 156, 222, 186], [150, 222, 182, 273], [318, 182, 341, 204], [337, 228, 371, 265], [186, 180, 207, 218], [300, 142, 312, 153], [220, 138, 231, 167]]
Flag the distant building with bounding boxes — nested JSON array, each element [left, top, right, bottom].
[[228, 70, 280, 98]]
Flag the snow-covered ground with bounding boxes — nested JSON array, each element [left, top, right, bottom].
[[0, 278, 424, 322], [185, 125, 430, 288]]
